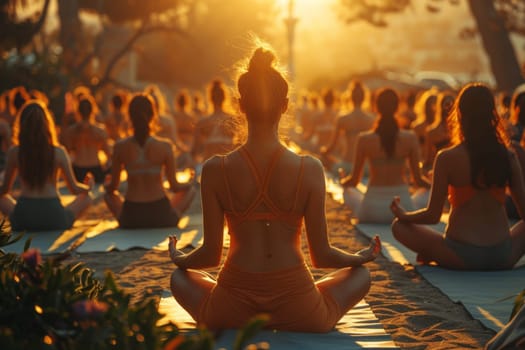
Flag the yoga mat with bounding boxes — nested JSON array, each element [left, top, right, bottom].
[[417, 266, 525, 331], [3, 219, 99, 255], [76, 214, 204, 253], [355, 223, 525, 331], [355, 223, 446, 265], [158, 293, 398, 349]]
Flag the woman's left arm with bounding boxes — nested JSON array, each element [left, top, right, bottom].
[[0, 147, 18, 196]]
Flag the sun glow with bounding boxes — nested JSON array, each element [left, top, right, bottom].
[[275, 0, 334, 21]]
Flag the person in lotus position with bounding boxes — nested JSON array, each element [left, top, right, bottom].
[[391, 83, 525, 270], [169, 46, 380, 332]]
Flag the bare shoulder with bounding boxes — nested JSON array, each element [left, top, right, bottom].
[[201, 155, 227, 188], [54, 145, 70, 162]]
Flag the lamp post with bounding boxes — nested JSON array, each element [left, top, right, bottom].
[[284, 0, 298, 84]]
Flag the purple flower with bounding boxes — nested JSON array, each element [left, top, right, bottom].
[[20, 248, 42, 270], [72, 300, 109, 320]]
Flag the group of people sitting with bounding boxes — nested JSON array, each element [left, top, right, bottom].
[[0, 78, 241, 232], [1, 43, 524, 334], [299, 72, 525, 272]]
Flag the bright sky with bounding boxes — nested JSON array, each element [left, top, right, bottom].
[[271, 0, 499, 90]]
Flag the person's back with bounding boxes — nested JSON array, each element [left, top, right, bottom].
[[0, 100, 92, 231], [63, 96, 110, 183], [169, 46, 379, 333], [340, 108, 376, 163], [360, 129, 419, 187], [115, 135, 169, 202], [212, 145, 308, 271], [391, 83, 525, 270], [192, 80, 237, 163], [444, 144, 509, 246], [340, 88, 429, 223]]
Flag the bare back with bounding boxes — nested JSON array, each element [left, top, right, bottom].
[[207, 146, 313, 271], [437, 145, 512, 245], [64, 122, 109, 167], [112, 136, 172, 202], [355, 129, 420, 186], [338, 109, 376, 162]]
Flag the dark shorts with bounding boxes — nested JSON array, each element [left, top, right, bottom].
[[73, 165, 109, 184], [445, 236, 512, 270], [10, 197, 75, 232], [118, 196, 180, 229]]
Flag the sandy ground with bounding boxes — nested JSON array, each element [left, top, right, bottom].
[[64, 194, 498, 349]]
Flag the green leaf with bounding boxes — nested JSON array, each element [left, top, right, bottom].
[[233, 314, 269, 350]]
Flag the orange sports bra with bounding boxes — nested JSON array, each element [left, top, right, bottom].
[[448, 184, 506, 208], [221, 146, 304, 229]]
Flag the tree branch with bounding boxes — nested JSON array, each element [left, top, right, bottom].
[[93, 21, 187, 90]]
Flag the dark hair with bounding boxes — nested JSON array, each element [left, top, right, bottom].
[[209, 79, 225, 108], [14, 100, 58, 189], [322, 88, 335, 107], [374, 88, 400, 158], [237, 47, 288, 123], [176, 90, 189, 111], [129, 94, 155, 146], [350, 81, 365, 107], [450, 83, 510, 188], [78, 96, 94, 121], [111, 93, 124, 110]]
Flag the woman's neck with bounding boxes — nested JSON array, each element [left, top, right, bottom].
[[245, 124, 280, 150]]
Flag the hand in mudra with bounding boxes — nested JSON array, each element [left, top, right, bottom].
[[356, 235, 381, 264], [169, 235, 184, 263]]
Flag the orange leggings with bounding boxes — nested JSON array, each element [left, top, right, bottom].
[[198, 262, 341, 333]]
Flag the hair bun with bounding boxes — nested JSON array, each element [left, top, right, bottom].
[[248, 48, 275, 73]]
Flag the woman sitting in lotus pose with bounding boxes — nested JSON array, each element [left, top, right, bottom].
[[0, 100, 92, 231], [390, 83, 525, 270], [168, 46, 381, 332], [339, 87, 430, 224], [104, 93, 196, 229]]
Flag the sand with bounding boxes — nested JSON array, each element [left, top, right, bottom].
[[64, 194, 498, 349]]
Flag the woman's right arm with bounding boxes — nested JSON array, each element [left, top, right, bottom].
[[340, 134, 366, 187], [508, 149, 525, 218], [0, 147, 18, 196], [305, 158, 379, 268], [104, 142, 123, 193], [408, 132, 431, 188], [170, 157, 224, 269], [391, 150, 448, 224]]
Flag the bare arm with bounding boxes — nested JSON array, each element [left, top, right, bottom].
[[391, 150, 448, 224], [0, 147, 18, 196], [170, 157, 224, 269], [340, 134, 366, 187], [104, 142, 123, 193], [322, 119, 343, 155], [408, 133, 431, 188], [508, 150, 525, 218], [164, 141, 192, 192], [57, 146, 90, 194], [304, 158, 379, 268]]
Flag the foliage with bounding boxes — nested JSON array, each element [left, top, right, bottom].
[[0, 221, 267, 350], [511, 288, 525, 320], [0, 0, 51, 52]]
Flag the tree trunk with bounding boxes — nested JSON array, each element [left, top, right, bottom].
[[468, 0, 524, 91], [57, 0, 81, 69]]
